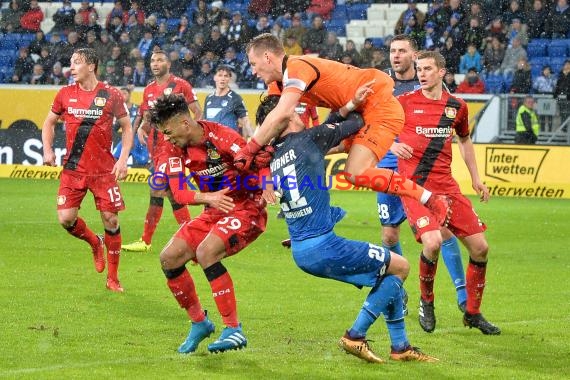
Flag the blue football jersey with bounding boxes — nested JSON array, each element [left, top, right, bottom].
[[270, 115, 362, 241], [204, 90, 248, 131]]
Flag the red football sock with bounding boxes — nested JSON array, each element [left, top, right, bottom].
[[419, 253, 438, 303], [466, 259, 487, 315], [141, 202, 163, 245], [209, 271, 238, 328], [172, 205, 191, 225], [167, 268, 205, 322], [65, 217, 99, 248], [105, 228, 121, 281], [355, 168, 426, 201]]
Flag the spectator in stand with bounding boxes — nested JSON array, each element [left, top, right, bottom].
[[443, 71, 458, 92], [169, 50, 183, 77], [302, 15, 327, 54], [284, 13, 308, 43], [425, 0, 448, 33], [459, 43, 483, 74], [509, 58, 532, 93], [533, 65, 557, 94], [227, 11, 252, 52], [554, 60, 570, 123], [395, 0, 425, 35], [525, 0, 547, 39], [105, 1, 124, 30], [11, 47, 34, 83], [154, 22, 170, 49], [445, 0, 467, 23], [59, 32, 85, 69], [27, 30, 47, 56], [123, 0, 145, 26], [439, 36, 462, 74], [181, 65, 196, 85], [442, 12, 465, 53], [94, 31, 114, 64], [500, 37, 527, 77], [207, 1, 227, 27], [117, 31, 136, 57], [29, 63, 48, 85], [319, 31, 344, 62], [20, 0, 43, 33], [545, 0, 570, 38], [195, 61, 215, 88], [204, 25, 229, 60], [85, 11, 102, 39], [132, 59, 149, 87], [284, 35, 303, 56], [106, 15, 125, 42], [422, 21, 441, 51], [47, 33, 66, 68], [485, 17, 507, 46], [404, 15, 425, 49], [483, 36, 506, 75], [464, 1, 490, 30], [306, 0, 335, 20], [220, 46, 240, 72], [368, 47, 390, 70], [1, 0, 23, 33], [73, 13, 90, 43], [181, 47, 199, 72], [47, 61, 66, 85], [344, 40, 362, 67], [193, 0, 209, 23], [463, 16, 485, 52], [77, 0, 97, 25], [219, 15, 231, 38], [189, 15, 210, 45], [253, 14, 272, 37], [105, 45, 126, 74], [271, 21, 286, 42], [137, 28, 157, 61], [101, 60, 121, 86], [505, 18, 528, 48], [119, 64, 134, 87], [144, 14, 159, 34], [503, 0, 525, 24], [200, 50, 219, 72], [169, 15, 192, 48], [360, 38, 375, 68], [457, 67, 486, 93], [36, 46, 53, 72], [190, 33, 206, 58], [124, 13, 144, 43], [51, 0, 76, 35]]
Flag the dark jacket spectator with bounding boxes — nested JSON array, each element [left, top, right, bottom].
[[525, 0, 547, 39], [122, 0, 145, 26], [12, 47, 34, 83], [319, 32, 344, 62], [483, 37, 505, 74], [545, 0, 570, 38], [509, 58, 532, 93], [252, 15, 272, 37], [52, 0, 76, 34], [395, 1, 425, 35], [47, 61, 67, 86], [105, 1, 124, 30], [554, 60, 570, 99], [302, 15, 327, 54], [443, 71, 458, 93], [1, 0, 23, 32], [463, 17, 485, 52], [502, 0, 525, 25], [424, 0, 449, 32], [29, 63, 48, 85], [227, 11, 252, 52], [439, 36, 462, 74], [27, 30, 47, 56], [203, 26, 229, 59], [188, 14, 210, 44]]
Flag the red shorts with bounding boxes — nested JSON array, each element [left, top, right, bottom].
[[57, 170, 125, 212], [175, 198, 267, 256], [402, 192, 486, 242]]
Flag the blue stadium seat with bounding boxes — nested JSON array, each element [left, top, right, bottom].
[[548, 40, 568, 58], [0, 72, 4, 83], [526, 42, 547, 58], [327, 18, 347, 37], [484, 75, 504, 94], [551, 56, 567, 74], [347, 4, 369, 20], [0, 39, 18, 50], [371, 38, 384, 48]]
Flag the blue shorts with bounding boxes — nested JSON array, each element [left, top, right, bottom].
[[376, 192, 406, 227], [291, 231, 391, 288]]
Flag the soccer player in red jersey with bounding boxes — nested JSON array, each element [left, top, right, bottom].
[[396, 51, 500, 335], [121, 50, 203, 253], [42, 48, 133, 292], [238, 33, 451, 226], [149, 93, 268, 354]]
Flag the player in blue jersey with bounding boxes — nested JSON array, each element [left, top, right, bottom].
[[113, 87, 149, 167], [377, 35, 468, 316], [204, 65, 254, 138], [257, 92, 438, 364]]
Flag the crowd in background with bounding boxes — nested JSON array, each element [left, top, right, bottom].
[[0, 0, 570, 96]]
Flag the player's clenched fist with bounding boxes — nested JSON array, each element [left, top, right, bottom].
[[252, 145, 274, 170]]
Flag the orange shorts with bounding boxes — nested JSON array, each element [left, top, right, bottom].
[[343, 95, 405, 160]]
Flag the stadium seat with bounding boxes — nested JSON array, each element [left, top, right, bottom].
[[347, 4, 369, 20], [551, 57, 567, 74], [548, 40, 568, 58], [526, 42, 547, 59], [371, 37, 384, 48], [484, 75, 504, 94], [0, 39, 18, 50], [327, 18, 347, 37]]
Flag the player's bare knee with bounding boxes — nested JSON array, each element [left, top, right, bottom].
[[388, 253, 409, 280], [382, 228, 399, 246], [469, 242, 489, 262], [195, 246, 222, 269], [101, 212, 119, 230]]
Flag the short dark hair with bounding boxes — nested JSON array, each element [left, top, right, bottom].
[[391, 34, 418, 51], [149, 94, 189, 127], [215, 65, 233, 76], [255, 95, 280, 126], [74, 47, 99, 72]]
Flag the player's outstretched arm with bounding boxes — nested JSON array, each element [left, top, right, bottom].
[[338, 79, 375, 118], [253, 91, 299, 145], [112, 116, 133, 180], [457, 135, 489, 202], [41, 111, 59, 166]]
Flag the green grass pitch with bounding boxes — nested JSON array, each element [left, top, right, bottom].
[[0, 178, 569, 379]]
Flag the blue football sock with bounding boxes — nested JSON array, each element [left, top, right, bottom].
[[382, 241, 403, 256], [441, 236, 467, 306], [350, 275, 409, 349]]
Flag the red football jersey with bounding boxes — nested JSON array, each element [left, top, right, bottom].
[[160, 121, 261, 202], [397, 90, 470, 194], [51, 82, 128, 174], [139, 74, 198, 160]]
